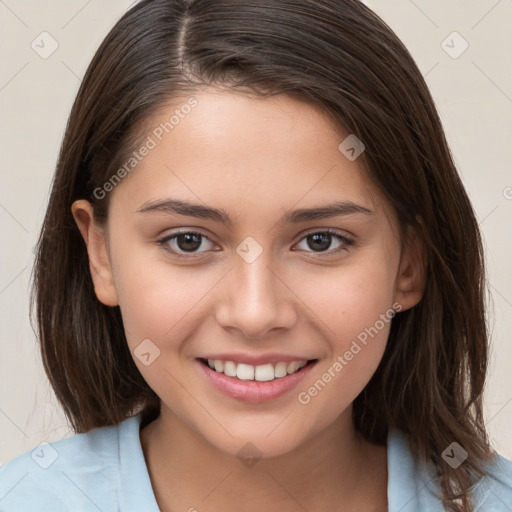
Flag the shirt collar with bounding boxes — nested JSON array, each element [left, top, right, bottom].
[[120, 415, 448, 511]]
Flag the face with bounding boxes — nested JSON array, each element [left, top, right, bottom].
[[73, 88, 424, 458]]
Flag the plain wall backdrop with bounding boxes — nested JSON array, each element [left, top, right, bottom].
[[1, 0, 511, 464]]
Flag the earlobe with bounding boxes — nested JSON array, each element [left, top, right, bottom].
[[394, 226, 427, 312], [71, 200, 119, 307]]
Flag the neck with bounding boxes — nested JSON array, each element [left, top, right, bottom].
[[140, 405, 388, 512]]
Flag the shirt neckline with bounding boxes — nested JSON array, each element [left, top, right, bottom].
[[119, 414, 438, 511], [117, 414, 161, 511]]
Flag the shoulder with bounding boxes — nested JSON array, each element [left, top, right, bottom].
[[387, 430, 512, 511], [0, 416, 144, 511], [473, 452, 512, 510]]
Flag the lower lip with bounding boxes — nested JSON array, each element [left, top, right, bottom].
[[196, 359, 317, 404]]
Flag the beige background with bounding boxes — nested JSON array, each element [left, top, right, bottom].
[[1, 0, 511, 464]]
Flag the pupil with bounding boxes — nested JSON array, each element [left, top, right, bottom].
[[308, 233, 331, 252], [177, 233, 201, 252]]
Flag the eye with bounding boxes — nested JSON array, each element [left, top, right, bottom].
[[156, 228, 355, 259], [294, 229, 354, 255], [157, 231, 217, 258]]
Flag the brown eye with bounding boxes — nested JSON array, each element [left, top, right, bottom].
[[174, 233, 203, 252], [157, 231, 215, 257], [295, 230, 354, 254]]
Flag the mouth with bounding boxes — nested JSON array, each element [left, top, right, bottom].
[[198, 357, 317, 382], [196, 357, 318, 403]]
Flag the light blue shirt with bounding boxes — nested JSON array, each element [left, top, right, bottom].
[[1, 414, 512, 511]]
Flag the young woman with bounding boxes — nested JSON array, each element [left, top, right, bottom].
[[1, 1, 511, 511]]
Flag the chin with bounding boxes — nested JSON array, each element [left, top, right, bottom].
[[199, 422, 311, 462]]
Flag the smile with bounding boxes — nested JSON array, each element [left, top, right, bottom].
[[197, 358, 318, 403], [201, 358, 311, 382]]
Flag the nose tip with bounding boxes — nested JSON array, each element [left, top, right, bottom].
[[214, 258, 297, 340]]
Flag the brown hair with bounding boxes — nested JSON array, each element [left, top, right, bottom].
[[31, 0, 495, 509]]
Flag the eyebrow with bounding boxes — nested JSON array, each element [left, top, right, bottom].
[[136, 198, 374, 225]]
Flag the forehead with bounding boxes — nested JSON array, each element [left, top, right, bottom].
[[109, 88, 390, 222]]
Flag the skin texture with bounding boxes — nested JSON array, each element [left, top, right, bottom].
[[72, 88, 426, 511]]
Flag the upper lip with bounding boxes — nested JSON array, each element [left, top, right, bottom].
[[199, 353, 316, 366]]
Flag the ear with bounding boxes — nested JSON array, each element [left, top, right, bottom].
[[393, 224, 427, 312], [71, 200, 119, 307]]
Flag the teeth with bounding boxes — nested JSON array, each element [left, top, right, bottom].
[[274, 362, 288, 378], [236, 363, 254, 380], [207, 359, 309, 381], [254, 364, 274, 381], [223, 361, 237, 377], [286, 361, 300, 374]]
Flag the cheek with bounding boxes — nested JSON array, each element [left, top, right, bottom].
[[293, 255, 397, 342], [293, 259, 396, 416], [113, 247, 222, 351], [331, 265, 395, 369], [296, 316, 392, 434]]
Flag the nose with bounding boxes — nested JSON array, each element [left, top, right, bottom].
[[214, 252, 298, 340]]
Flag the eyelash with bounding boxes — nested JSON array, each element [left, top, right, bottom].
[[156, 228, 355, 259]]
